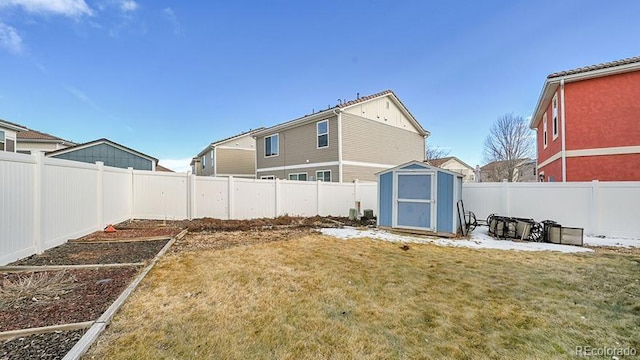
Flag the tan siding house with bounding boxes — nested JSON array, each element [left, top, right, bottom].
[[192, 128, 263, 178], [0, 119, 27, 152], [427, 157, 476, 182], [254, 90, 429, 182]]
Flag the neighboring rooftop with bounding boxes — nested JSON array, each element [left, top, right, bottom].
[[548, 55, 640, 78], [17, 128, 76, 145], [426, 156, 474, 170], [47, 138, 159, 162]]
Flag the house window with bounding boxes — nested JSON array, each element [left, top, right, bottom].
[[202, 155, 206, 169], [316, 170, 331, 182], [211, 150, 214, 163], [289, 173, 307, 181], [543, 112, 548, 149], [552, 94, 558, 139], [6, 138, 14, 152], [0, 130, 4, 151], [265, 134, 279, 157], [317, 120, 328, 148], [261, 175, 275, 180]]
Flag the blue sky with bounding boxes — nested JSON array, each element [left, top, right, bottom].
[[1, 0, 639, 172]]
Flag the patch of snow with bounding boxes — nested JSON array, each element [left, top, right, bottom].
[[320, 227, 593, 253], [583, 235, 640, 248]]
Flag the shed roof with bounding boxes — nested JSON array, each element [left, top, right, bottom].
[[376, 160, 463, 178]]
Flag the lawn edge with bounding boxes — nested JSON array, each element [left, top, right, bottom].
[[62, 228, 188, 360]]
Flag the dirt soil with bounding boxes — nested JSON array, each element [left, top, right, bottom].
[[0, 329, 85, 360], [0, 267, 141, 332], [170, 229, 316, 253], [117, 215, 371, 233], [9, 239, 169, 266], [72, 228, 180, 242]]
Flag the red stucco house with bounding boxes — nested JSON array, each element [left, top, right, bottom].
[[530, 56, 640, 182]]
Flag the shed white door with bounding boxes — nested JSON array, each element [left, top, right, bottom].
[[393, 172, 436, 231]]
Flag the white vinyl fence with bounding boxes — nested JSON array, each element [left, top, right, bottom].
[[0, 152, 376, 265], [462, 181, 640, 238], [3, 151, 640, 265]]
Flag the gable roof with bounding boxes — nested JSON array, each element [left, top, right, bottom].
[[46, 138, 158, 163], [156, 164, 174, 172], [196, 128, 264, 157], [0, 119, 28, 132], [426, 156, 473, 170], [17, 128, 76, 145], [253, 90, 429, 137], [530, 55, 640, 129]]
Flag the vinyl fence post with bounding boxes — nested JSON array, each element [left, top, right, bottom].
[[590, 180, 600, 235], [128, 167, 134, 221], [96, 161, 104, 230], [228, 176, 234, 220], [274, 178, 280, 217], [189, 172, 196, 220], [317, 180, 322, 216], [501, 179, 509, 216], [33, 151, 44, 254]]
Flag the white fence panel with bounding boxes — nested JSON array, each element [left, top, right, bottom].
[[598, 182, 640, 238], [42, 158, 100, 249], [319, 182, 355, 216], [460, 183, 503, 219], [193, 177, 229, 219], [358, 183, 378, 215], [280, 181, 318, 217], [133, 171, 188, 220], [103, 167, 132, 226], [0, 152, 36, 264], [233, 178, 276, 219]]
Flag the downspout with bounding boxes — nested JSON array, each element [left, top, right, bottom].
[[560, 79, 567, 182], [333, 108, 343, 182]]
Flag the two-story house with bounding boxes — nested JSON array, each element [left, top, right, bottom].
[[530, 56, 640, 181], [0, 119, 27, 152], [480, 159, 537, 182], [191, 128, 263, 177], [253, 90, 429, 182]]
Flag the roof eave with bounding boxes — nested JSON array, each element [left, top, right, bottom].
[[530, 61, 640, 129], [252, 109, 336, 138], [0, 121, 28, 132]]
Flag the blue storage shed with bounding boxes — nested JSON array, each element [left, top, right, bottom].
[[377, 161, 463, 236]]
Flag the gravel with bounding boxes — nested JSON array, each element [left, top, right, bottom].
[[0, 329, 85, 360]]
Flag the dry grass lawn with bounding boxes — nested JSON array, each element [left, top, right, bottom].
[[85, 231, 640, 359]]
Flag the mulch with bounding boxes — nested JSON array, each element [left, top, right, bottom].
[[0, 329, 85, 360], [0, 267, 141, 332], [8, 239, 169, 266]]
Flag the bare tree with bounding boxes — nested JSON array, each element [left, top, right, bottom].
[[425, 144, 451, 161], [482, 113, 534, 182]]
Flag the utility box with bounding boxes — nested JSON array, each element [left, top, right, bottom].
[[376, 161, 463, 236]]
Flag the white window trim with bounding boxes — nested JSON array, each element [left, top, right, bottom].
[[317, 120, 329, 149], [552, 93, 559, 140], [288, 172, 308, 181], [260, 175, 275, 180], [264, 133, 279, 158], [316, 169, 331, 182], [543, 112, 548, 149], [0, 130, 5, 152], [201, 155, 206, 168]]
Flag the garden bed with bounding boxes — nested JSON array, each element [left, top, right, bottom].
[[72, 227, 180, 242], [9, 239, 170, 266], [1, 328, 86, 360], [0, 267, 141, 332]]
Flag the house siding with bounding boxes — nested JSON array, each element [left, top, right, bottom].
[[51, 143, 153, 171], [342, 165, 383, 182], [567, 154, 640, 181], [216, 148, 255, 176], [256, 115, 339, 173], [535, 70, 640, 181], [342, 112, 424, 165], [257, 165, 339, 181], [342, 96, 419, 133]]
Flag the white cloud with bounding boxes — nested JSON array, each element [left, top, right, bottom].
[[159, 158, 193, 173], [0, 23, 23, 54], [0, 0, 93, 17], [162, 7, 181, 36], [62, 84, 102, 112], [119, 0, 138, 12]]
